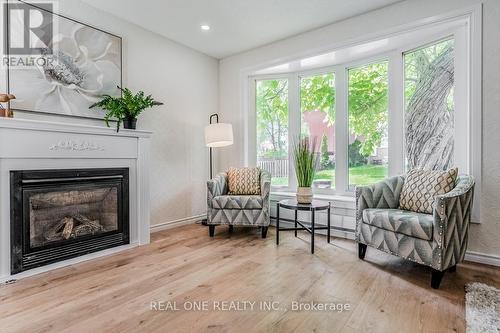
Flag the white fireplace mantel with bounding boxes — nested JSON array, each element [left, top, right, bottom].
[[0, 117, 152, 281]]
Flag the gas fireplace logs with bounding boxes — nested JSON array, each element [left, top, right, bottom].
[[44, 213, 105, 241]]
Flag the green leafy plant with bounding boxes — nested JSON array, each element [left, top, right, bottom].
[[320, 133, 330, 169], [89, 86, 163, 131], [348, 139, 368, 167], [293, 136, 319, 187]]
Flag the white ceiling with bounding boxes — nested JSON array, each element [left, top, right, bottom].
[[82, 0, 403, 59]]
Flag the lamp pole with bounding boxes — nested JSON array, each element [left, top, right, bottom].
[[208, 113, 219, 179], [203, 113, 220, 226]]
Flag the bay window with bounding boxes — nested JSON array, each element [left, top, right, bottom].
[[251, 30, 473, 199]]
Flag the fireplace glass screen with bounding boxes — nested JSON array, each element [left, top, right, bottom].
[[29, 187, 118, 248], [11, 168, 129, 274]]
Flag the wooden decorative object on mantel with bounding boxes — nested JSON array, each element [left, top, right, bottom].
[[0, 93, 15, 118]]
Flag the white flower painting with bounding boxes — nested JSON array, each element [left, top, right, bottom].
[[8, 7, 122, 119]]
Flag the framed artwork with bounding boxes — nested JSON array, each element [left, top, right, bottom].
[[6, 1, 122, 119]]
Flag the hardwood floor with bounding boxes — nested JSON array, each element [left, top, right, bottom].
[[1, 224, 499, 333]]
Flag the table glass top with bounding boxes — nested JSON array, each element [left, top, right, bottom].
[[278, 199, 330, 210]]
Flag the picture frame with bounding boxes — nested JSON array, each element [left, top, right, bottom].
[[5, 0, 123, 120]]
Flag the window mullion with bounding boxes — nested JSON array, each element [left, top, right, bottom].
[[453, 27, 469, 173], [288, 74, 300, 192], [247, 79, 257, 167], [388, 52, 404, 176], [334, 66, 348, 194]]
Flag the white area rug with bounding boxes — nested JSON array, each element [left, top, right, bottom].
[[465, 282, 500, 333]]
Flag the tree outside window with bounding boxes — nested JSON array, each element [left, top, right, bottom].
[[404, 39, 455, 170], [348, 61, 389, 186], [255, 38, 456, 190], [300, 73, 335, 189], [256, 79, 289, 186]]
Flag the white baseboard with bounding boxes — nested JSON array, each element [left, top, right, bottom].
[[150, 214, 205, 233], [465, 251, 500, 267]]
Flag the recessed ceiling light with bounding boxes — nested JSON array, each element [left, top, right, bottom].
[[200, 25, 210, 31]]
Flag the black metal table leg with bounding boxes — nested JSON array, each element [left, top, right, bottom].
[[311, 209, 315, 254], [276, 203, 280, 245], [294, 210, 298, 237], [274, 199, 329, 254], [327, 203, 331, 243]]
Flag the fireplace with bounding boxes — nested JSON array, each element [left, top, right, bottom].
[[10, 168, 129, 274]]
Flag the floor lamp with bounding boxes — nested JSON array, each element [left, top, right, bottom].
[[204, 113, 234, 179], [202, 113, 233, 225]]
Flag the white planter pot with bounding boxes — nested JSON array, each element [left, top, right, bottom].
[[296, 187, 313, 204]]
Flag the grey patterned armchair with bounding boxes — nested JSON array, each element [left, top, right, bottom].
[[355, 174, 474, 289], [206, 170, 271, 238]]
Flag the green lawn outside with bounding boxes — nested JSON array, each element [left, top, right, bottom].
[[271, 164, 388, 187]]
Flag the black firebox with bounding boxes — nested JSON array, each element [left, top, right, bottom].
[[10, 168, 129, 274]]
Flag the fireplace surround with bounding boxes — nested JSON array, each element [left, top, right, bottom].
[[10, 168, 130, 274], [0, 117, 151, 281]]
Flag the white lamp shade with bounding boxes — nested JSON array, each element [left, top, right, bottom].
[[205, 123, 233, 147]]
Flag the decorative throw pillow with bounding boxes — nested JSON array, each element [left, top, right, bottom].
[[227, 167, 261, 195], [399, 168, 458, 214]]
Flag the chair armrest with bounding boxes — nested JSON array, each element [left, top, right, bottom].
[[260, 170, 271, 211], [432, 175, 475, 269], [207, 172, 228, 208]]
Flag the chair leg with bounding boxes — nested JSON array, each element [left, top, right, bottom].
[[358, 243, 367, 260], [431, 269, 445, 289], [261, 226, 268, 239], [228, 225, 234, 233], [448, 265, 457, 273], [209, 225, 215, 237]]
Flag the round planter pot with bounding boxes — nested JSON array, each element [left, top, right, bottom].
[[296, 187, 313, 204], [123, 118, 137, 130]]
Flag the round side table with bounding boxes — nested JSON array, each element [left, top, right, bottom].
[[276, 199, 331, 254]]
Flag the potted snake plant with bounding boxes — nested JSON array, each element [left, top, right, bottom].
[[293, 136, 319, 204], [90, 86, 163, 131]]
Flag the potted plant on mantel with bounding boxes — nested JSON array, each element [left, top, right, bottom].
[[293, 136, 319, 204], [90, 86, 163, 131]]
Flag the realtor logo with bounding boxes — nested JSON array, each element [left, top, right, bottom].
[[3, 1, 53, 55]]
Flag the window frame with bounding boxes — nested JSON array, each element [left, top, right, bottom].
[[253, 75, 291, 188], [250, 52, 401, 196], [345, 57, 390, 191], [247, 15, 480, 222], [298, 68, 337, 194], [401, 35, 468, 174], [251, 53, 395, 195]]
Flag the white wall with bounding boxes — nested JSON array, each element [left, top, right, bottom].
[[218, 0, 500, 258], [1, 0, 219, 227]]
